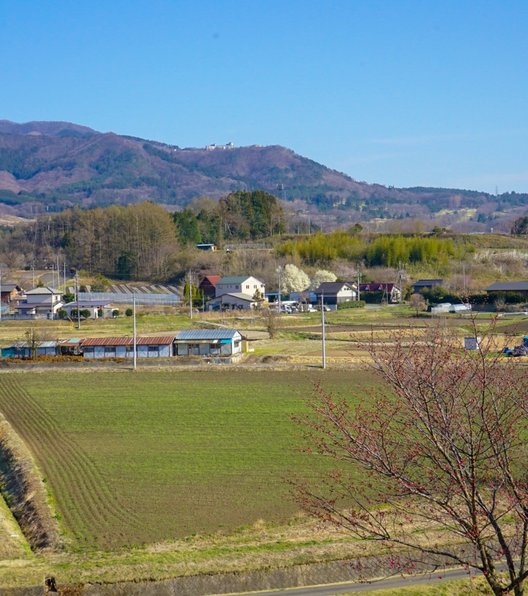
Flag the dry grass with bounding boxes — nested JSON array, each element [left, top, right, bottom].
[[0, 492, 30, 560]]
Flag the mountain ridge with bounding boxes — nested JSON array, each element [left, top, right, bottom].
[[0, 120, 526, 231]]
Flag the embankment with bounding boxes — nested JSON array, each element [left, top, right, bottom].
[[0, 413, 61, 551]]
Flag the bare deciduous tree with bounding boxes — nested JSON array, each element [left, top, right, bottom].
[[296, 321, 528, 595]]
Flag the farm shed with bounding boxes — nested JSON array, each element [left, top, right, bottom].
[[57, 338, 83, 356], [206, 292, 261, 311], [174, 329, 243, 357], [2, 340, 58, 358], [60, 300, 112, 320], [81, 336, 175, 359]]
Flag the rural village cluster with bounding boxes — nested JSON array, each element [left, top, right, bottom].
[[1, 270, 528, 360]]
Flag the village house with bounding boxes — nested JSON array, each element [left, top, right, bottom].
[[206, 275, 266, 311], [215, 276, 266, 299], [412, 279, 444, 293], [16, 286, 64, 319], [486, 281, 528, 297], [314, 281, 357, 309], [0, 283, 23, 305], [359, 282, 402, 303], [198, 275, 221, 300]]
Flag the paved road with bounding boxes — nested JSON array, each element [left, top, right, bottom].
[[223, 566, 480, 595]]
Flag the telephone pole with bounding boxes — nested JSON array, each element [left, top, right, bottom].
[[321, 292, 326, 369]]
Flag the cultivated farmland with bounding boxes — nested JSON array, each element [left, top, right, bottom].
[[0, 369, 370, 550]]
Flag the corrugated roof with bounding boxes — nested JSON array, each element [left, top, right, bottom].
[[81, 335, 175, 347], [136, 336, 175, 345], [9, 341, 58, 349], [175, 329, 240, 341], [81, 337, 132, 347]]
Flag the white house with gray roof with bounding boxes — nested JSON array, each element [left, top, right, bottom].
[[16, 286, 64, 319], [215, 276, 266, 299]]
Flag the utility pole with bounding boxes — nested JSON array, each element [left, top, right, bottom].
[[188, 270, 193, 319], [133, 292, 137, 371], [277, 266, 282, 315], [0, 267, 2, 323], [357, 267, 361, 301], [75, 271, 81, 330], [321, 292, 326, 369]]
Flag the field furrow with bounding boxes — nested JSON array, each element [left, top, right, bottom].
[[0, 376, 142, 544]]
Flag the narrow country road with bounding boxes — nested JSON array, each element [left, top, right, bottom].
[[223, 565, 481, 595]]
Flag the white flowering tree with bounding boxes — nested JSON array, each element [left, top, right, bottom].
[[281, 264, 310, 294], [310, 269, 337, 290]]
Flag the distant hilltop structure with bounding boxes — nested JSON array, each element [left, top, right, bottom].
[[205, 142, 235, 151]]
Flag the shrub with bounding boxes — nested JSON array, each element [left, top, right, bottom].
[[337, 300, 366, 310]]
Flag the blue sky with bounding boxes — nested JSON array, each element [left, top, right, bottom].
[[2, 1, 527, 193]]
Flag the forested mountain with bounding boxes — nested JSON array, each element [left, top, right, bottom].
[[0, 119, 527, 231]]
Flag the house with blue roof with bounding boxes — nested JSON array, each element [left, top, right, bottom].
[[173, 328, 243, 357]]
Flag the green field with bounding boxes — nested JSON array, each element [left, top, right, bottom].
[[0, 369, 369, 550]]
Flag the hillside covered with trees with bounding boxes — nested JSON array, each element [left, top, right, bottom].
[[1, 120, 528, 232]]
